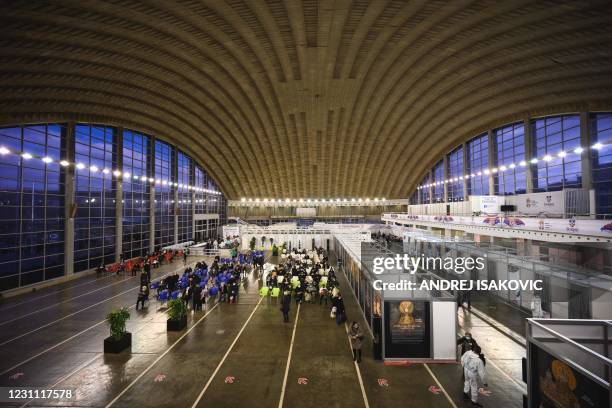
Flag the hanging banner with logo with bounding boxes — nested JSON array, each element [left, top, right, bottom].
[[382, 213, 612, 238], [516, 191, 564, 215]]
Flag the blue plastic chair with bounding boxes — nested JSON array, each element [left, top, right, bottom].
[[170, 290, 181, 300], [157, 290, 169, 309], [150, 281, 160, 290]]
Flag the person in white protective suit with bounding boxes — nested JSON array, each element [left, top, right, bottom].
[[461, 343, 487, 407]]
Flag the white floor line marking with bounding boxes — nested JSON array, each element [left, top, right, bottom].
[[0, 262, 198, 376], [0, 286, 137, 347], [19, 353, 100, 408], [105, 302, 220, 408], [0, 276, 135, 326], [190, 296, 264, 408], [344, 322, 370, 408], [0, 260, 203, 346], [0, 274, 116, 312], [278, 302, 301, 408], [423, 363, 458, 408]]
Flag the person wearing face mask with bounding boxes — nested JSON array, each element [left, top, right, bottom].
[[461, 343, 487, 407], [457, 332, 479, 356]]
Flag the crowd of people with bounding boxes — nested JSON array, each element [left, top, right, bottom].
[[257, 247, 364, 363]]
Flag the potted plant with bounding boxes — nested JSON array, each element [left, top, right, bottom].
[[167, 299, 188, 331], [104, 307, 131, 353], [272, 245, 278, 256], [261, 236, 266, 249], [249, 236, 256, 251]]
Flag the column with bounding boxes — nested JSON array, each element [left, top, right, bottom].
[[149, 135, 156, 253], [63, 122, 76, 276], [487, 130, 495, 194], [191, 190, 196, 241], [173, 149, 179, 245], [580, 111, 592, 190], [114, 127, 123, 262], [462, 142, 469, 198], [443, 155, 449, 202], [524, 118, 535, 193], [429, 170, 434, 204]]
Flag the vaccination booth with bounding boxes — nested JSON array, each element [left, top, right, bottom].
[[526, 319, 611, 408], [335, 235, 457, 362]]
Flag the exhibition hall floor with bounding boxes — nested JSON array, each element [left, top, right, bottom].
[[0, 254, 525, 407]]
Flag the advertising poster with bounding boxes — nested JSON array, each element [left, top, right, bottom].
[[384, 301, 430, 358], [531, 344, 609, 408]]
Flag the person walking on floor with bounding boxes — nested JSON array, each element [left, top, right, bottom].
[[335, 295, 345, 325], [136, 285, 148, 310], [280, 288, 291, 323], [461, 343, 487, 407], [349, 321, 364, 363]]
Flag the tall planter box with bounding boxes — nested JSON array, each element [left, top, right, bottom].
[[167, 316, 187, 331], [104, 332, 132, 353]]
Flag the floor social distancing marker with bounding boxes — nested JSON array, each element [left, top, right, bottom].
[[105, 302, 220, 408], [190, 296, 263, 408], [423, 364, 457, 408], [278, 302, 301, 408], [344, 322, 370, 408]]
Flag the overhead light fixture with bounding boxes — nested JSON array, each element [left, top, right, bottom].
[[103, 168, 110, 174], [0, 147, 10, 155], [241, 198, 246, 202], [543, 155, 552, 162], [76, 163, 86, 170], [90, 165, 99, 172], [530, 158, 538, 164], [558, 151, 567, 158], [574, 147, 584, 154], [60, 160, 70, 167], [42, 156, 52, 163], [519, 160, 527, 167], [509, 163, 516, 169], [113, 170, 121, 176], [22, 153, 32, 159], [592, 142, 603, 150]]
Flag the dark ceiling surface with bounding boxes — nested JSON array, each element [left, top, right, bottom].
[[1, 0, 612, 198]]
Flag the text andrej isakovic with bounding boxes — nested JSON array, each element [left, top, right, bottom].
[[371, 254, 543, 292]]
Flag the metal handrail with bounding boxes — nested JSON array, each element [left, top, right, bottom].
[[528, 318, 612, 367]]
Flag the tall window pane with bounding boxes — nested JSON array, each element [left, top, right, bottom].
[[447, 146, 464, 201], [432, 161, 444, 202], [0, 125, 66, 290], [532, 115, 581, 192], [154, 140, 175, 249], [74, 124, 116, 272], [467, 133, 489, 195], [122, 130, 150, 259], [493, 122, 526, 195], [591, 113, 612, 217], [177, 152, 192, 243]]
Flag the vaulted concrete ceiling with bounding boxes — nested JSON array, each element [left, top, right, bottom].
[[1, 1, 612, 199]]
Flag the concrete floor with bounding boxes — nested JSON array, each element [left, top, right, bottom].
[[0, 253, 527, 407]]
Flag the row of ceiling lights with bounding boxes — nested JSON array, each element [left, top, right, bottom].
[[418, 142, 608, 189], [0, 146, 222, 195], [240, 197, 388, 203]]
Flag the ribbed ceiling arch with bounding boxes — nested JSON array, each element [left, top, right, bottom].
[[1, 0, 612, 199]]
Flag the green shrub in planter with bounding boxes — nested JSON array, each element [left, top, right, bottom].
[[272, 245, 279, 256], [249, 237, 256, 251], [104, 307, 131, 353], [167, 299, 188, 331]]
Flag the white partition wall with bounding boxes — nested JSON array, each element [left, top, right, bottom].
[[432, 301, 458, 361]]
